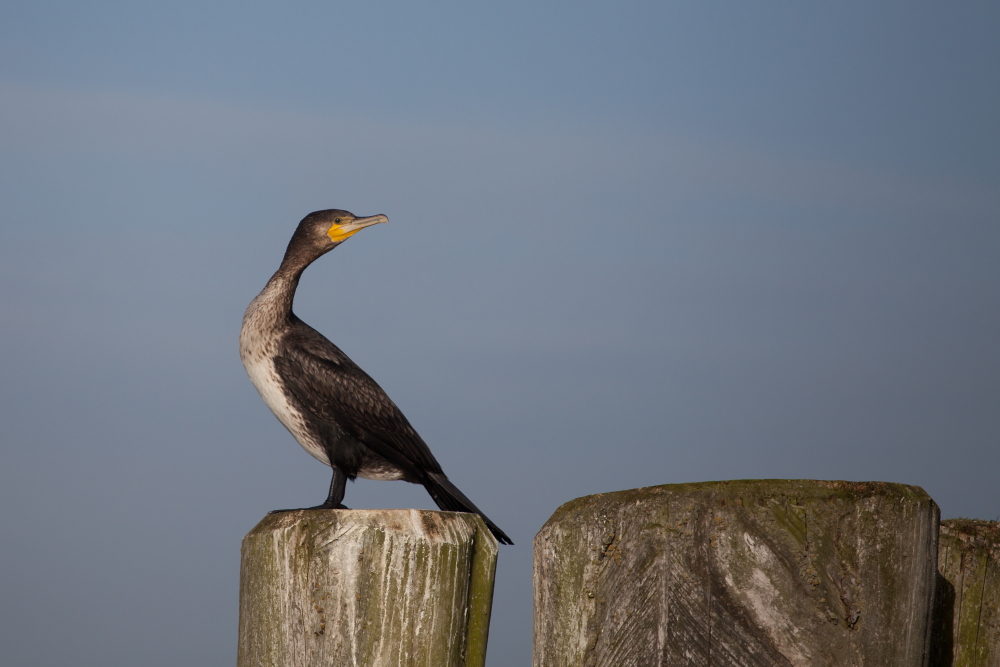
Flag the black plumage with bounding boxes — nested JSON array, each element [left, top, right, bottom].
[[240, 209, 512, 545]]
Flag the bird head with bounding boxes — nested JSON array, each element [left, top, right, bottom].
[[285, 209, 389, 263]]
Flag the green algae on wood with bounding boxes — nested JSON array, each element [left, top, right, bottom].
[[237, 509, 498, 667], [534, 479, 939, 667], [931, 518, 1000, 667], [463, 516, 499, 667]]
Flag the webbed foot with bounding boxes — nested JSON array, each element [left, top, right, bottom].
[[267, 502, 349, 515]]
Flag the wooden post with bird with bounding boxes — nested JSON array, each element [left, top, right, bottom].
[[237, 508, 498, 667], [236, 210, 510, 665], [533, 479, 942, 667]]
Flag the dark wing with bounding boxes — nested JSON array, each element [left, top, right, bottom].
[[273, 322, 444, 475]]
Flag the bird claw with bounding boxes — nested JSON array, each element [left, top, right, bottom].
[[267, 502, 349, 515]]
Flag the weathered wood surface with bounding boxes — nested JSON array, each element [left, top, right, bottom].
[[930, 519, 1000, 667], [534, 480, 939, 667], [238, 509, 498, 667]]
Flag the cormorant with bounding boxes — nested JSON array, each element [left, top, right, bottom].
[[240, 209, 512, 545]]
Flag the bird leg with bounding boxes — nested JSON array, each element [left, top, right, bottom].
[[267, 467, 349, 514], [321, 466, 349, 508]]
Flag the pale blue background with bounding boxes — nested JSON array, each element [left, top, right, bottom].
[[1, 3, 998, 665]]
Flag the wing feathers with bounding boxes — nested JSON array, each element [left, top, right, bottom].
[[274, 325, 444, 474]]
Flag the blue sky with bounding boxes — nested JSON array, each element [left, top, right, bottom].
[[1, 3, 998, 665]]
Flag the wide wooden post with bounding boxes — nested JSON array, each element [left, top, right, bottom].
[[931, 519, 1000, 667], [534, 480, 939, 667], [238, 509, 498, 667]]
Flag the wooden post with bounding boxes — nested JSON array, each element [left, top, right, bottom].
[[534, 480, 939, 667], [931, 519, 1000, 667], [238, 509, 498, 667]]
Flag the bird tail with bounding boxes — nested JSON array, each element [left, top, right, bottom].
[[424, 472, 513, 545]]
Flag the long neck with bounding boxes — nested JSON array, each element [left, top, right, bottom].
[[246, 247, 318, 328]]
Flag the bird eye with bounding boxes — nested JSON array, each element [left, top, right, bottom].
[[334, 218, 341, 223]]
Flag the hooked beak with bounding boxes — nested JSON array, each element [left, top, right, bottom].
[[327, 214, 389, 243]]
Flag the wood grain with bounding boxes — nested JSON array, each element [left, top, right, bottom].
[[931, 518, 1000, 667], [534, 480, 939, 667], [238, 509, 498, 667]]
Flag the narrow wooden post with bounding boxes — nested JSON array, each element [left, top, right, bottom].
[[534, 480, 939, 667], [238, 509, 498, 667], [931, 519, 1000, 667]]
